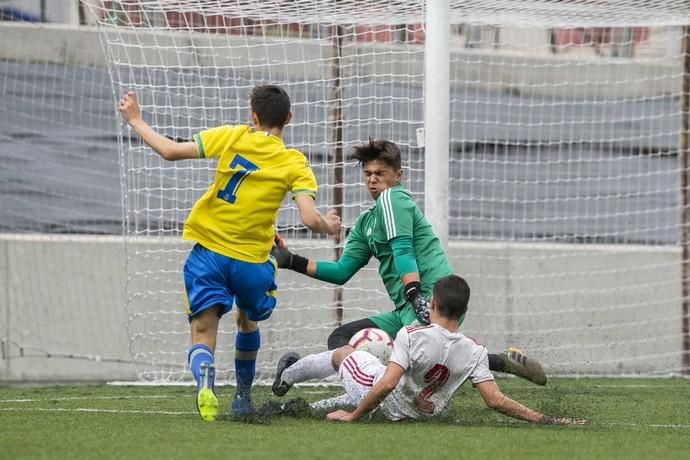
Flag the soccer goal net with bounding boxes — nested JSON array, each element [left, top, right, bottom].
[[73, 0, 690, 381]]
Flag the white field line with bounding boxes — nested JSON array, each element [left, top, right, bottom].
[[107, 381, 340, 387], [585, 383, 690, 388], [606, 422, 690, 429], [0, 407, 192, 415], [648, 424, 690, 428], [0, 395, 170, 403], [0, 392, 332, 404]]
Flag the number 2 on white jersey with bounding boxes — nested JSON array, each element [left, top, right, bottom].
[[414, 364, 450, 414]]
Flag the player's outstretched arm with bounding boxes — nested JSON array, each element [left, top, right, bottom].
[[271, 239, 364, 284], [271, 241, 315, 276], [294, 195, 341, 235], [118, 91, 197, 161], [326, 362, 405, 423], [475, 380, 586, 425]]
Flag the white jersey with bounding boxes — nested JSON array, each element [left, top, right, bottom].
[[380, 324, 494, 420]]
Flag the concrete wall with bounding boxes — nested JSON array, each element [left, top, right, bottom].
[[0, 235, 135, 382], [0, 234, 684, 382], [450, 242, 683, 376], [0, 22, 680, 99]]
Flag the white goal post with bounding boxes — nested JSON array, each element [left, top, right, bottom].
[[40, 0, 690, 381]]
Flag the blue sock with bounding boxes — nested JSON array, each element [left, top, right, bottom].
[[235, 330, 260, 397], [188, 344, 214, 388]]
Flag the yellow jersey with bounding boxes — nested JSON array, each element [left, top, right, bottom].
[[184, 124, 317, 263]]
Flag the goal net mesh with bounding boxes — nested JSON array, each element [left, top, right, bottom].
[[79, 0, 690, 381]]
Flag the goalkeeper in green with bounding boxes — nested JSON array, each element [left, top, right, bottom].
[[271, 139, 546, 396]]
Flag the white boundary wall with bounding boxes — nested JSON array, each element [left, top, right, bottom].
[[0, 235, 135, 382], [0, 23, 679, 99], [0, 234, 682, 382]]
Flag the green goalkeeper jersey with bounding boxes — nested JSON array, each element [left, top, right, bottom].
[[335, 184, 454, 308]]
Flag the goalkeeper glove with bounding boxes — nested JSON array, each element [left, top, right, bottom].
[[404, 281, 430, 325], [271, 244, 309, 274]]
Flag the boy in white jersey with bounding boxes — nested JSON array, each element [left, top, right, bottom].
[[325, 275, 585, 424]]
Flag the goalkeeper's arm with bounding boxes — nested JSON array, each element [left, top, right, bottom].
[[271, 243, 364, 285], [390, 235, 430, 325]]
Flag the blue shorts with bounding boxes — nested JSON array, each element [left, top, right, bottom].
[[183, 244, 278, 322]]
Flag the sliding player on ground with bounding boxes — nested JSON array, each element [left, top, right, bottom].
[[324, 275, 584, 425]]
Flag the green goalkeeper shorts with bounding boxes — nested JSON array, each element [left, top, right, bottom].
[[368, 304, 466, 339]]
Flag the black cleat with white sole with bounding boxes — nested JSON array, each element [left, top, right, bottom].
[[272, 351, 301, 397]]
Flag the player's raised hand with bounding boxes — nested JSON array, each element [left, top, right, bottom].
[[118, 90, 141, 124], [326, 409, 356, 422], [325, 209, 341, 235]]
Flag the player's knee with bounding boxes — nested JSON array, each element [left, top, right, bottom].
[[327, 326, 351, 350], [235, 309, 258, 332], [191, 306, 221, 335], [331, 345, 355, 370]]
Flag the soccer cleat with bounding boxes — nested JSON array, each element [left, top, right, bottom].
[[499, 347, 547, 386], [196, 363, 219, 422], [272, 351, 301, 397], [231, 391, 256, 417]]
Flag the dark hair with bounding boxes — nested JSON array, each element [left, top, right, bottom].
[[250, 85, 291, 129], [351, 138, 402, 171], [432, 275, 470, 321]]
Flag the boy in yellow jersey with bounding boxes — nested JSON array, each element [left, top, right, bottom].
[[118, 85, 341, 421]]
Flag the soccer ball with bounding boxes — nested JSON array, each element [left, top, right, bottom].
[[348, 328, 394, 363]]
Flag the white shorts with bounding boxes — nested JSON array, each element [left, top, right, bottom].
[[338, 350, 386, 406]]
